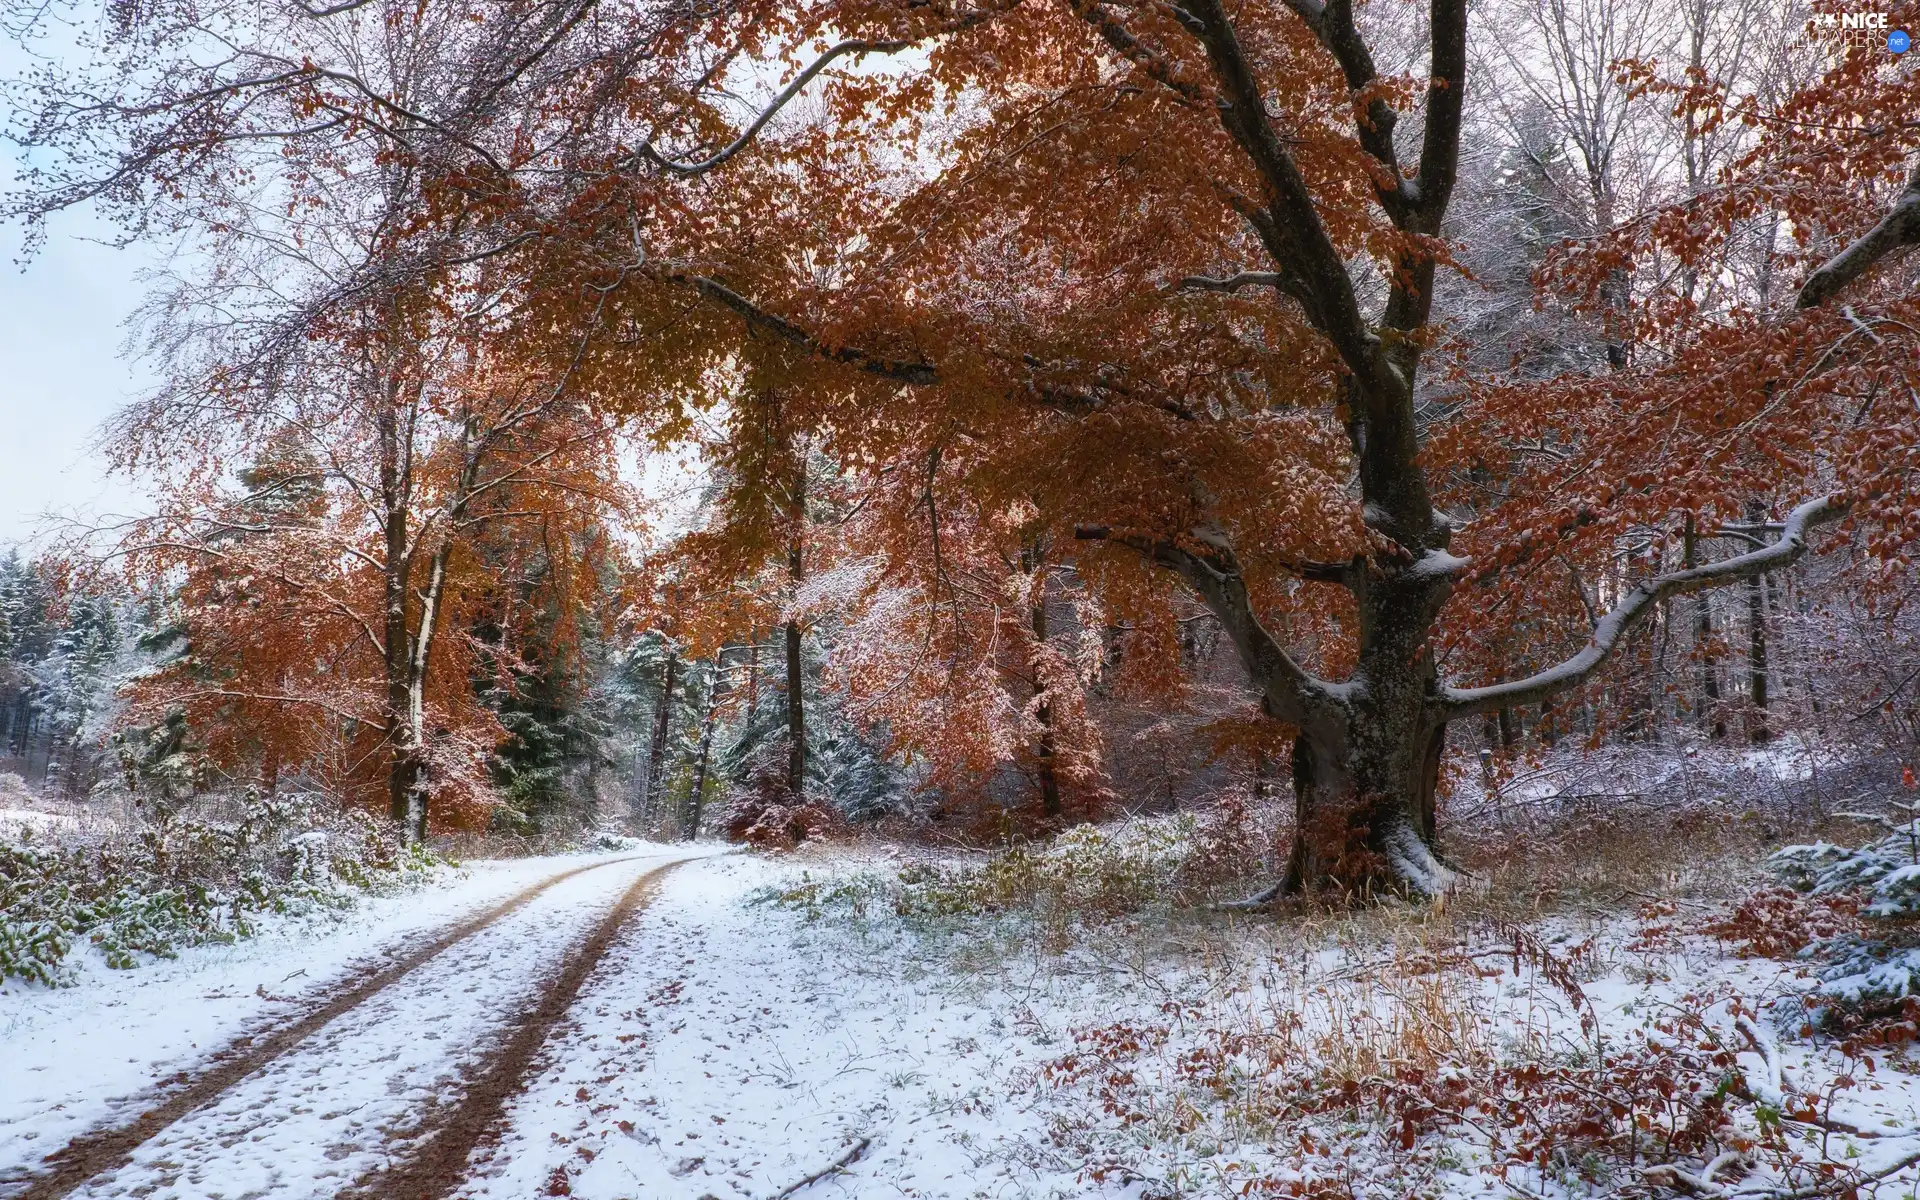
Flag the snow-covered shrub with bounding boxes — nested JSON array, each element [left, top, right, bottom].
[[893, 817, 1201, 922], [589, 831, 655, 853], [717, 736, 849, 850], [1768, 803, 1920, 1016], [0, 792, 442, 985]]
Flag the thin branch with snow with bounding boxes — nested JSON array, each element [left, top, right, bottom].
[[1441, 495, 1847, 717]]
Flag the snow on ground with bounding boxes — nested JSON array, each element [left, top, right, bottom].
[[15, 835, 1920, 1199], [0, 808, 74, 835], [0, 845, 683, 1186], [455, 852, 1118, 1200], [464, 852, 1920, 1199]]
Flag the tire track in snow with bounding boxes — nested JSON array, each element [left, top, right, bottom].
[[3, 853, 668, 1200], [341, 859, 687, 1200]]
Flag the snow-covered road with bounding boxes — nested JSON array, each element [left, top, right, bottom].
[[0, 851, 1109, 1200]]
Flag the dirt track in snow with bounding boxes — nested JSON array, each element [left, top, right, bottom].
[[3, 854, 690, 1200], [338, 860, 685, 1200]]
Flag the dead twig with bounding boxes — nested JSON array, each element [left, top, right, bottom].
[[767, 1136, 872, 1199]]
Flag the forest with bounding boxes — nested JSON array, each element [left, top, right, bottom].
[[0, 0, 1917, 1192]]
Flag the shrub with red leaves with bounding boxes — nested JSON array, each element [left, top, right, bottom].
[[1706, 888, 1861, 960]]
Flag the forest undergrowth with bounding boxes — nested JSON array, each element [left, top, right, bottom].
[[0, 788, 445, 986], [755, 777, 1920, 1199]]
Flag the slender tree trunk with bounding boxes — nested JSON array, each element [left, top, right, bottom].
[[640, 649, 678, 829], [1746, 504, 1772, 743], [687, 654, 728, 840], [1023, 542, 1062, 819], [785, 616, 805, 798], [1684, 515, 1725, 738], [397, 544, 449, 843], [785, 465, 807, 799], [377, 387, 422, 840], [1644, 538, 1666, 744], [746, 639, 759, 724], [1748, 573, 1771, 741]]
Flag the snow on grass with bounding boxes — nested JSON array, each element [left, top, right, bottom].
[[488, 848, 1920, 1199], [16, 829, 1920, 1199]]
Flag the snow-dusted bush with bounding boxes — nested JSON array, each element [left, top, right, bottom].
[[0, 792, 440, 985], [892, 819, 1199, 921], [760, 812, 1265, 938], [1769, 802, 1920, 1015]]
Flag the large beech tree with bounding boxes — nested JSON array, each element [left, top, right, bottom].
[[561, 0, 1911, 895]]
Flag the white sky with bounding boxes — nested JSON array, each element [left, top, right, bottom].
[[0, 211, 153, 546], [0, 19, 156, 549]]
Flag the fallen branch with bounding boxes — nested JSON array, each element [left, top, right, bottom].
[[1210, 882, 1282, 911], [1735, 1014, 1793, 1106], [767, 1136, 872, 1199], [1740, 1143, 1920, 1198]]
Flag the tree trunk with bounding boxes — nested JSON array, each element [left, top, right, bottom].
[[640, 650, 678, 829], [785, 616, 805, 798], [785, 464, 807, 799], [687, 654, 728, 840], [393, 544, 449, 845], [746, 639, 759, 724], [1746, 504, 1772, 743], [377, 389, 424, 841], [1282, 709, 1451, 900], [1023, 542, 1062, 820], [1269, 571, 1457, 899], [1683, 515, 1725, 738]]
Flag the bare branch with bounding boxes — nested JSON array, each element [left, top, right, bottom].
[[1798, 163, 1920, 309], [1074, 525, 1334, 722], [1441, 495, 1847, 717], [636, 40, 911, 177], [1413, 0, 1468, 228], [1274, 0, 1414, 218], [1180, 0, 1374, 368]]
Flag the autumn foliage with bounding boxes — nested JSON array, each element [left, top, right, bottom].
[[1, 0, 1915, 865]]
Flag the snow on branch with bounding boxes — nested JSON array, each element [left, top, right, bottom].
[[634, 40, 911, 178], [1440, 495, 1847, 718], [1175, 271, 1288, 293], [1797, 163, 1920, 309], [1075, 524, 1336, 723], [665, 271, 940, 385]]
